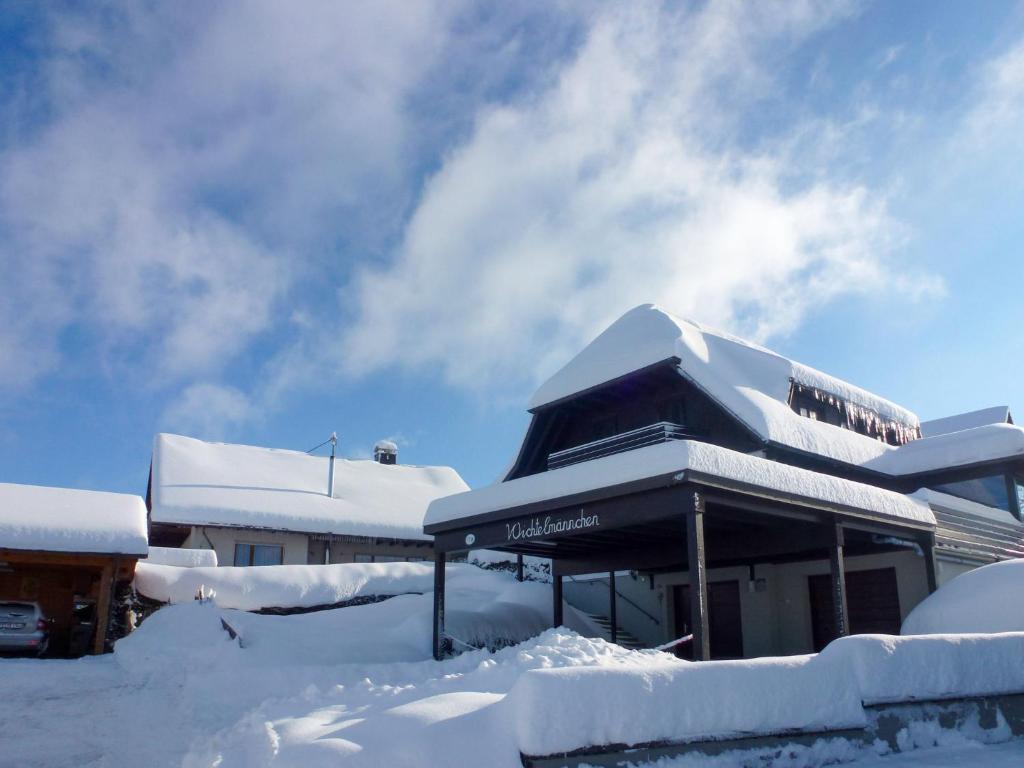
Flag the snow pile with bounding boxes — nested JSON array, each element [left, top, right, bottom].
[[0, 481, 148, 555], [426, 440, 934, 527], [510, 652, 864, 755], [902, 559, 1024, 635], [150, 432, 468, 540], [509, 632, 1024, 756], [146, 545, 218, 567], [135, 561, 472, 611]]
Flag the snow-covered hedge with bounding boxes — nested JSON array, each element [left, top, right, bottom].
[[508, 632, 1024, 756], [145, 546, 218, 568], [133, 561, 449, 611], [902, 558, 1024, 635]]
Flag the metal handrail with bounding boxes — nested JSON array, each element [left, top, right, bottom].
[[567, 574, 661, 626]]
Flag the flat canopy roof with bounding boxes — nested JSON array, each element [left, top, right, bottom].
[[0, 482, 149, 557], [425, 440, 935, 536]]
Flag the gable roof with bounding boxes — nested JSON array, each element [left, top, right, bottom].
[[0, 482, 148, 556], [529, 304, 916, 467], [150, 433, 468, 540], [525, 304, 1024, 478], [921, 406, 1013, 438]]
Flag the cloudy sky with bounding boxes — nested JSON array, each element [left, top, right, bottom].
[[1, 0, 1023, 493]]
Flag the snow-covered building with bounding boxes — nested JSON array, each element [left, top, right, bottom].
[[148, 433, 468, 567], [425, 304, 1024, 660], [0, 482, 148, 655]]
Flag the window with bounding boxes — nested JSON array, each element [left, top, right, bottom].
[[353, 553, 373, 563], [799, 407, 819, 421], [933, 475, 1012, 512], [374, 555, 406, 563], [1016, 479, 1024, 520], [234, 543, 283, 567]]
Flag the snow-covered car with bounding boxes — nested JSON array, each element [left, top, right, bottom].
[[0, 601, 50, 656]]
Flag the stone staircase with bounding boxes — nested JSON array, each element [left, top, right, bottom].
[[580, 610, 646, 650]]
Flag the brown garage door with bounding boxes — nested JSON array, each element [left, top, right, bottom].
[[672, 580, 744, 659], [808, 567, 901, 651]]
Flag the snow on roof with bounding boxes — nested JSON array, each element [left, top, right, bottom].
[[867, 422, 1024, 476], [151, 433, 468, 540], [425, 440, 934, 529], [0, 482, 148, 556], [527, 304, 916, 467], [525, 305, 1024, 477], [921, 406, 1013, 438], [917, 489, 1021, 526]]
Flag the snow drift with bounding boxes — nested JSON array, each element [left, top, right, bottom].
[[135, 561, 474, 612], [902, 558, 1024, 635], [510, 632, 1024, 756]]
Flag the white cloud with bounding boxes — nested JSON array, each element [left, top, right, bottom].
[[341, 1, 940, 395], [964, 39, 1024, 145], [161, 382, 255, 440], [0, 0, 462, 393]]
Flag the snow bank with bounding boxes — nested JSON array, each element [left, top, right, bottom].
[[902, 559, 1024, 635], [146, 545, 218, 567], [0, 481, 148, 555], [150, 432, 467, 540], [510, 652, 864, 755], [133, 560, 460, 611], [509, 632, 1024, 756], [426, 440, 933, 528]]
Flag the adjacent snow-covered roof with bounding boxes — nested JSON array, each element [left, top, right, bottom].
[[151, 433, 468, 540], [0, 482, 149, 556], [425, 440, 934, 529], [867, 422, 1024, 477], [921, 406, 1013, 438], [527, 305, 1024, 477]]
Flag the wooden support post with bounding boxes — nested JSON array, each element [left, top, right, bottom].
[[92, 563, 114, 655], [609, 570, 618, 645], [686, 490, 710, 661], [553, 572, 563, 628], [516, 553, 524, 582], [830, 522, 849, 639], [922, 532, 939, 594], [432, 551, 446, 660]]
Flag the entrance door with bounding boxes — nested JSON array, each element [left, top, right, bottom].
[[672, 580, 744, 659], [808, 567, 901, 651]]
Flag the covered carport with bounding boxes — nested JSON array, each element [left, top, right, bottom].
[[0, 483, 148, 656], [424, 440, 937, 660]]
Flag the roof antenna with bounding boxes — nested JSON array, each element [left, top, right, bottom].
[[327, 432, 337, 498]]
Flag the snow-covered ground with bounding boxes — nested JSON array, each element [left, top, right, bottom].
[[2, 562, 1023, 768]]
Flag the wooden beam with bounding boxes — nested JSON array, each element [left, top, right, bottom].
[[830, 522, 849, 639], [432, 552, 446, 660], [686, 490, 710, 661], [516, 553, 524, 582], [93, 563, 114, 655], [609, 571, 618, 645], [553, 573, 564, 628]]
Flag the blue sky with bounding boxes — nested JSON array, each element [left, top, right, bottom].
[[1, 0, 1023, 495]]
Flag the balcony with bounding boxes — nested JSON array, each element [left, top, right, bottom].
[[547, 421, 690, 471]]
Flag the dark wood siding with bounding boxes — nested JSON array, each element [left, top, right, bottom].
[[808, 567, 901, 651], [672, 580, 744, 659]]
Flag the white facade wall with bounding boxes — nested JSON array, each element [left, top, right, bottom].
[[183, 526, 432, 566]]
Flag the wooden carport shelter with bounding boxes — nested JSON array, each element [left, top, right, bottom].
[[0, 482, 150, 656], [0, 549, 139, 654], [424, 454, 938, 661]]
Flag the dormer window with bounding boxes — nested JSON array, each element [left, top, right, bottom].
[[789, 382, 919, 446]]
